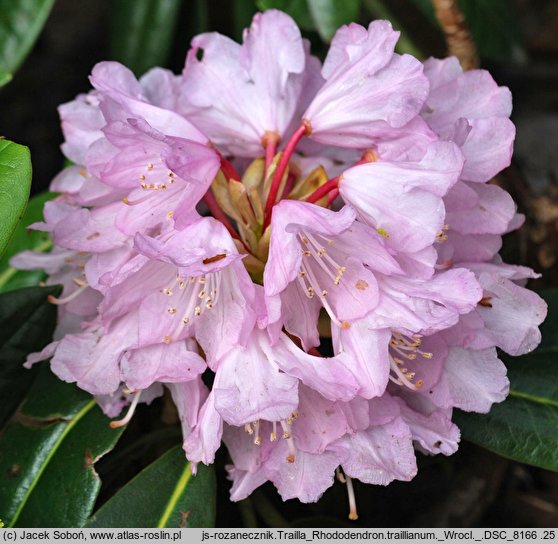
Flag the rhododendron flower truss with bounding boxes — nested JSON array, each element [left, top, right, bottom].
[[14, 8, 547, 519]]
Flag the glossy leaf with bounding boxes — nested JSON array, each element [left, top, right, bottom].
[[0, 192, 56, 293], [0, 71, 12, 87], [0, 140, 32, 259], [88, 446, 216, 528], [0, 284, 60, 428], [409, 0, 523, 62], [456, 289, 558, 471], [256, 0, 315, 31], [0, 367, 125, 527], [257, 0, 360, 41], [110, 0, 183, 76], [0, 0, 55, 73], [234, 0, 258, 39], [306, 0, 361, 41], [363, 0, 424, 58]]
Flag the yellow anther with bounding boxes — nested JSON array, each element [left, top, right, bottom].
[[376, 228, 390, 239]]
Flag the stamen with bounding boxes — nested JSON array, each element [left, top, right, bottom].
[[109, 390, 141, 428], [377, 228, 390, 239], [253, 421, 261, 446], [48, 284, 89, 305], [270, 421, 278, 442], [390, 355, 420, 390], [435, 259, 453, 270], [346, 476, 359, 521], [388, 332, 430, 390], [280, 420, 296, 463], [297, 239, 349, 329], [122, 193, 152, 206], [336, 468, 346, 483], [280, 420, 291, 439]]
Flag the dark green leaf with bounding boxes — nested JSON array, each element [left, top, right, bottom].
[[458, 0, 524, 62], [0, 367, 126, 527], [0, 0, 55, 73], [87, 445, 216, 528], [0, 284, 60, 428], [256, 0, 315, 31], [456, 351, 558, 471], [0, 71, 12, 87], [0, 140, 32, 259], [306, 0, 361, 42], [409, 0, 524, 62], [110, 0, 183, 76], [234, 0, 258, 40], [363, 0, 425, 58], [0, 192, 55, 293], [456, 289, 558, 471]]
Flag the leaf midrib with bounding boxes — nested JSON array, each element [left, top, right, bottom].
[[157, 462, 192, 528], [9, 399, 96, 527], [509, 389, 558, 410]]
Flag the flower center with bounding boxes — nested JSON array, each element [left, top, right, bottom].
[[159, 271, 221, 344], [388, 333, 432, 390], [122, 163, 177, 206], [297, 232, 350, 328], [244, 412, 299, 463]]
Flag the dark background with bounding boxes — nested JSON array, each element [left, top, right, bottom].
[[2, 0, 558, 527]]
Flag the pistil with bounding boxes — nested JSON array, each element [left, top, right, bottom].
[[305, 176, 340, 204], [109, 390, 142, 428], [264, 121, 311, 228], [48, 283, 89, 305]]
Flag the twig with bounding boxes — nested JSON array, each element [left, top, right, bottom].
[[432, 0, 479, 70]]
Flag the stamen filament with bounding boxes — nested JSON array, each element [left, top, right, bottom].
[[203, 191, 245, 246], [346, 476, 359, 520], [48, 284, 89, 305], [264, 121, 310, 227], [219, 155, 241, 182], [327, 188, 340, 207], [109, 390, 142, 428], [122, 193, 153, 206], [263, 131, 279, 170], [306, 177, 339, 204]]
